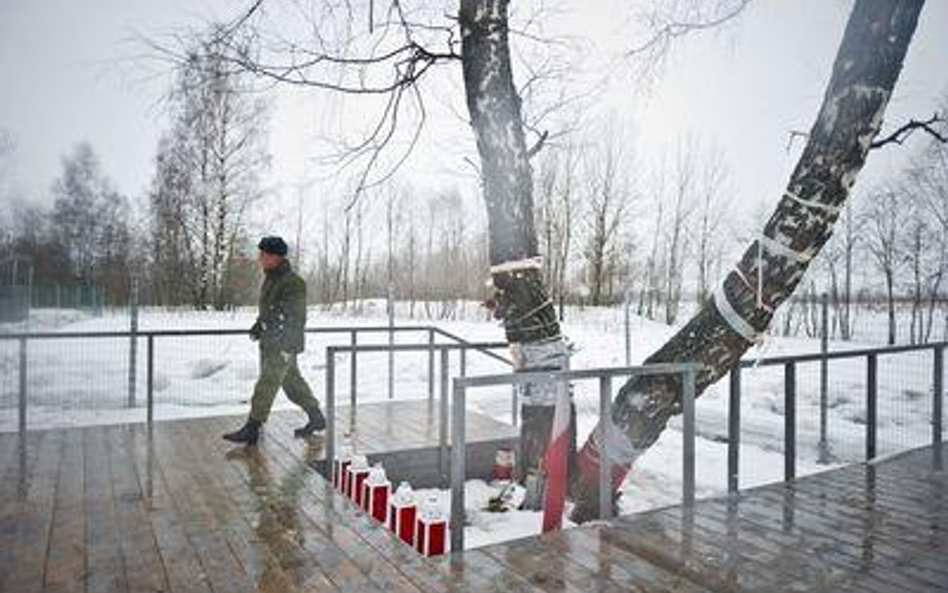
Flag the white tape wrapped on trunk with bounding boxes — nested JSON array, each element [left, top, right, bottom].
[[514, 336, 569, 406], [713, 281, 760, 344]]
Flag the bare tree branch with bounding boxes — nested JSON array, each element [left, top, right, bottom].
[[627, 0, 755, 58], [526, 129, 549, 159], [870, 113, 947, 150]]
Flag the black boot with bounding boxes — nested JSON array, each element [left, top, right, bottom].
[[294, 405, 326, 437], [223, 417, 262, 445]]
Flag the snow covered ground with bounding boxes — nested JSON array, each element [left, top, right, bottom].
[[1, 302, 943, 548]]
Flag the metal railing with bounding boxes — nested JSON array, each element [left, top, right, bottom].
[[323, 339, 512, 490], [727, 341, 947, 493], [0, 324, 509, 434], [448, 362, 702, 552]]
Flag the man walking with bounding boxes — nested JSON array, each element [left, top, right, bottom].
[[223, 236, 326, 445]]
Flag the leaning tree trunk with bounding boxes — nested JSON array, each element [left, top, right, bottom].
[[459, 0, 573, 494], [571, 0, 926, 522]]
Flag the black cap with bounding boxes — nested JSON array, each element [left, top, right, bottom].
[[258, 236, 288, 257]]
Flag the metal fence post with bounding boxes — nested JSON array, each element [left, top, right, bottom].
[[147, 335, 155, 426], [428, 328, 435, 402], [350, 330, 358, 409], [388, 292, 395, 401], [127, 277, 139, 408], [439, 347, 450, 485], [866, 353, 878, 461], [26, 265, 33, 322], [728, 363, 741, 494], [325, 349, 336, 475], [819, 292, 829, 463], [624, 296, 631, 367], [450, 381, 466, 554], [460, 348, 467, 378], [683, 368, 696, 509], [511, 385, 519, 427], [598, 376, 612, 519], [18, 337, 27, 434], [784, 362, 796, 481], [934, 345, 943, 471]]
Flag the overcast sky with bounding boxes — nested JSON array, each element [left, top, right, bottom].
[[1, 0, 946, 242]]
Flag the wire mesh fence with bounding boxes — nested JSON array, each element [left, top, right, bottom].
[[731, 343, 945, 490], [0, 324, 515, 432], [0, 284, 107, 323]]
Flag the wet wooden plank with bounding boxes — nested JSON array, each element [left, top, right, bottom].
[[3, 413, 947, 593], [737, 484, 948, 590], [124, 424, 213, 593], [223, 414, 424, 593], [0, 432, 41, 592], [43, 428, 86, 593], [84, 427, 130, 593], [150, 421, 257, 593], [1, 429, 63, 593], [684, 497, 892, 592], [617, 506, 813, 593], [107, 425, 169, 593], [482, 530, 637, 593], [807, 465, 947, 530], [436, 549, 546, 593], [175, 417, 339, 593], [555, 525, 714, 593], [757, 479, 944, 558], [201, 415, 393, 593], [0, 432, 20, 492], [669, 478, 944, 593], [649, 502, 894, 593], [768, 469, 945, 554], [209, 425, 389, 593], [807, 464, 939, 511], [171, 421, 305, 589]]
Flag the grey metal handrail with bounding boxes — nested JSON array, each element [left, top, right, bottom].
[[2, 324, 496, 434], [449, 361, 703, 553], [727, 341, 946, 493], [0, 325, 440, 340], [738, 340, 948, 367], [323, 341, 511, 490], [430, 326, 513, 366]]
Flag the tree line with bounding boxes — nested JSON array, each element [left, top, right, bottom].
[[1, 27, 267, 310], [2, 16, 945, 348], [3, 101, 946, 340]]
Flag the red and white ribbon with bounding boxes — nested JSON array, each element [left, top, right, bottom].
[[541, 380, 570, 532]]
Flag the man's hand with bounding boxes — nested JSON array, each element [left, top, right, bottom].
[[280, 351, 297, 366]]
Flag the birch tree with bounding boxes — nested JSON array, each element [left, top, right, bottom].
[[863, 188, 902, 345], [51, 142, 132, 300], [571, 0, 927, 520], [150, 27, 269, 310], [536, 141, 579, 319], [581, 131, 633, 306], [662, 140, 697, 324], [820, 200, 860, 340], [693, 144, 731, 304], [459, 0, 570, 490]]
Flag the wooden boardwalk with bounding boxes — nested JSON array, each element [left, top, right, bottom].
[[0, 408, 945, 593]]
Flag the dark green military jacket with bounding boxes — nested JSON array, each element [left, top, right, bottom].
[[251, 260, 307, 353]]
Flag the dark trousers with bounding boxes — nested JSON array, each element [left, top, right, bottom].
[[250, 348, 318, 423]]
